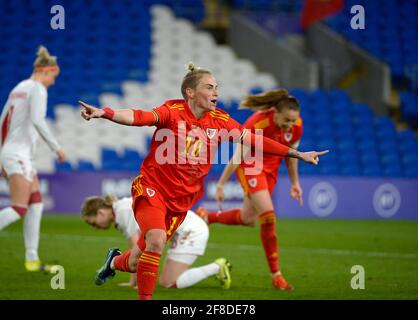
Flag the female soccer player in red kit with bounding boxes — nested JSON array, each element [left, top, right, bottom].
[[197, 89, 304, 291], [79, 64, 328, 300]]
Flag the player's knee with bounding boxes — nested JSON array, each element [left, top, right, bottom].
[[147, 238, 165, 253], [241, 215, 257, 227], [145, 231, 166, 253]]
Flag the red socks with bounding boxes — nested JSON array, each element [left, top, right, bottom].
[[113, 250, 132, 272], [259, 210, 279, 274], [137, 251, 161, 300], [208, 209, 243, 225]]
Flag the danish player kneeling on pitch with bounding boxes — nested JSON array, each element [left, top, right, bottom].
[[81, 195, 232, 290]]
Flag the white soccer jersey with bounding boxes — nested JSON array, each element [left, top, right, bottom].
[[0, 78, 60, 159], [113, 198, 209, 256], [113, 197, 140, 240]]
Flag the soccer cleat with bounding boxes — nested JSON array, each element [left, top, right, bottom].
[[272, 273, 294, 291], [214, 258, 232, 289], [25, 259, 53, 273], [94, 247, 121, 286], [195, 207, 209, 224]]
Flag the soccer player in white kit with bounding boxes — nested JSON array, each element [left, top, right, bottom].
[[81, 195, 232, 290], [0, 46, 66, 271]]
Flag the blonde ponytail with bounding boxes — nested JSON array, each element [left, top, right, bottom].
[[181, 61, 211, 99], [33, 45, 58, 69]]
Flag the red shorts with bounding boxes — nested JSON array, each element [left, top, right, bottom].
[[236, 166, 277, 196], [131, 175, 188, 251]]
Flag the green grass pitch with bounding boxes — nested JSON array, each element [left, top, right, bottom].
[[0, 214, 417, 300]]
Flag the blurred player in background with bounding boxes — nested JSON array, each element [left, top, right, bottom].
[[197, 89, 303, 291], [79, 63, 327, 299], [0, 46, 66, 272], [81, 195, 232, 290]]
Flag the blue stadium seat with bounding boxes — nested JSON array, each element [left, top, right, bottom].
[[299, 162, 321, 175], [229, 109, 253, 124], [360, 153, 380, 167], [338, 153, 359, 166], [362, 164, 382, 177], [398, 140, 418, 156], [332, 112, 352, 127], [229, 99, 240, 110], [249, 87, 264, 95], [382, 164, 403, 177], [309, 90, 329, 106], [381, 153, 401, 167], [328, 89, 351, 104], [398, 129, 416, 143], [357, 139, 377, 153], [120, 149, 143, 171], [320, 163, 339, 176], [374, 116, 395, 131], [102, 161, 124, 171], [401, 154, 418, 167], [354, 126, 375, 140], [319, 150, 338, 165], [77, 160, 96, 172], [400, 92, 418, 126], [378, 141, 399, 154], [55, 161, 73, 172], [340, 164, 361, 176], [313, 124, 333, 138], [335, 125, 354, 140], [352, 103, 373, 124], [101, 148, 121, 171], [404, 164, 418, 178], [123, 149, 142, 162], [337, 140, 357, 154], [316, 138, 335, 151], [298, 137, 315, 150]]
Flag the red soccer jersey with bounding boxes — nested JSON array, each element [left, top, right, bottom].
[[138, 99, 245, 212], [240, 109, 303, 175]]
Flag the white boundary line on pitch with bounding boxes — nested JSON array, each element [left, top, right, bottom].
[[1, 231, 417, 260]]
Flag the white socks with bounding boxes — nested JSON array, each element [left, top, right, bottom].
[[176, 262, 220, 289], [23, 203, 43, 261], [0, 206, 21, 230]]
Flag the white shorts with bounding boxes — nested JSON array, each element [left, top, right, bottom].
[[0, 154, 36, 182], [167, 218, 209, 260], [166, 252, 198, 265]]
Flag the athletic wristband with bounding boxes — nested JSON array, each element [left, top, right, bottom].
[[102, 107, 115, 120]]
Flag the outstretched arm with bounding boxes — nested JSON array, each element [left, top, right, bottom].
[[79, 101, 157, 127], [241, 130, 329, 165]]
